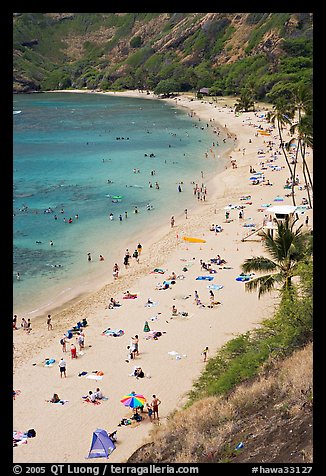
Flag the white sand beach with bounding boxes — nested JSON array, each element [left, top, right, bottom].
[[13, 90, 313, 463]]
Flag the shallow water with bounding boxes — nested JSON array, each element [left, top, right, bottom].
[[13, 92, 231, 316]]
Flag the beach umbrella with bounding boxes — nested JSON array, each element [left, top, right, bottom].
[[120, 392, 146, 408]]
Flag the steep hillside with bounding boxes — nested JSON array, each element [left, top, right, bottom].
[[13, 13, 313, 99], [127, 343, 313, 464]]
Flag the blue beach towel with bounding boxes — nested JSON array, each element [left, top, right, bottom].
[[196, 276, 214, 281], [45, 359, 56, 366], [236, 273, 254, 282], [207, 284, 224, 290]]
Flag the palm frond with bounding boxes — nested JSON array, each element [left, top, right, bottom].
[[244, 274, 281, 299], [242, 256, 276, 274]]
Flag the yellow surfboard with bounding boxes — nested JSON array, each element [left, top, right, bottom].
[[182, 236, 206, 243]]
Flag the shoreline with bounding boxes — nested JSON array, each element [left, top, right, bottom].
[[13, 90, 313, 464], [13, 89, 233, 322]]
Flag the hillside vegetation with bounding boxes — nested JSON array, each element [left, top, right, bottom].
[[13, 12, 312, 101], [127, 343, 313, 463], [127, 253, 313, 463]]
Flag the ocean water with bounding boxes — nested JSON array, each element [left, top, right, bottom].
[[13, 92, 231, 317]]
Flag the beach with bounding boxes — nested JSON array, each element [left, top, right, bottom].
[[13, 90, 313, 463]]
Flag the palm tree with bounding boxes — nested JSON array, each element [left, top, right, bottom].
[[241, 218, 312, 300], [288, 114, 313, 207], [266, 99, 296, 204], [288, 82, 313, 208]]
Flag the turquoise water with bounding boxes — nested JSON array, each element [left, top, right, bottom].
[[13, 92, 231, 316]]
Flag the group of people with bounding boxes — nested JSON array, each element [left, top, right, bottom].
[[85, 388, 104, 402]]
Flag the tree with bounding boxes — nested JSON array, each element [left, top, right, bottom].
[[153, 79, 180, 96], [130, 36, 142, 48], [266, 99, 296, 204], [241, 218, 312, 300], [288, 85, 313, 207], [234, 88, 255, 112]]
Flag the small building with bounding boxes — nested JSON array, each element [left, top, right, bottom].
[[198, 87, 210, 95], [263, 205, 298, 238]]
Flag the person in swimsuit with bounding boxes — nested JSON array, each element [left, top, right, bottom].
[[151, 395, 161, 420]]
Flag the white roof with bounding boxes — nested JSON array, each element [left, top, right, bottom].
[[268, 205, 298, 215]]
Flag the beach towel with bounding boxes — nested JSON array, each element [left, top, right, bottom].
[[13, 431, 28, 446], [44, 358, 56, 367], [82, 397, 102, 405], [196, 276, 214, 281], [168, 351, 187, 360], [236, 273, 254, 282], [144, 301, 158, 307], [102, 328, 125, 337], [123, 294, 138, 299], [243, 223, 256, 227], [207, 284, 223, 290], [150, 268, 165, 274], [47, 399, 69, 405], [145, 330, 165, 340], [86, 375, 103, 381], [163, 280, 176, 285], [156, 282, 170, 290]]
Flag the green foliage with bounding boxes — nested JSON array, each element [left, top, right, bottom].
[[154, 79, 181, 95], [281, 37, 313, 57], [125, 47, 153, 68], [188, 259, 312, 404], [13, 13, 313, 102], [130, 36, 142, 48], [244, 13, 291, 54]]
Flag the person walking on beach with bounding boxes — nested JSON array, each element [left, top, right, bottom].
[[47, 314, 53, 330], [113, 263, 120, 280], [131, 335, 139, 356], [123, 251, 130, 269], [171, 216, 175, 228], [209, 290, 215, 306], [146, 402, 153, 422], [202, 346, 209, 362], [151, 395, 161, 420], [87, 252, 92, 262], [26, 319, 32, 334], [60, 335, 67, 353], [77, 331, 85, 351], [70, 343, 77, 359], [59, 358, 67, 378], [137, 243, 142, 255]]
